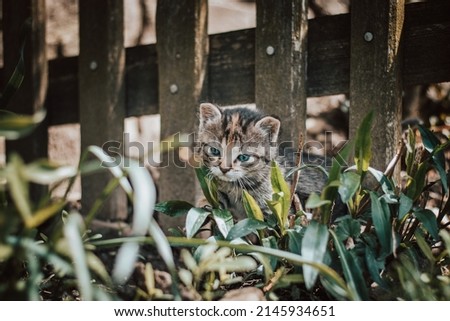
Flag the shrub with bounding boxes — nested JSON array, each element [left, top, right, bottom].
[[157, 112, 450, 300]]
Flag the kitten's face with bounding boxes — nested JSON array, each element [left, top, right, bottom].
[[196, 103, 280, 183]]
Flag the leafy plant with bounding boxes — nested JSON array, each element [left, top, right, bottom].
[[0, 128, 166, 300], [156, 111, 450, 301], [0, 44, 179, 299]]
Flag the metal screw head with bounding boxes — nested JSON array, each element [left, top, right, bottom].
[[364, 32, 374, 42], [169, 84, 178, 94], [89, 61, 98, 71], [266, 45, 275, 56]]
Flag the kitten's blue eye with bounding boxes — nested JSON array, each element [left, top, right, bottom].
[[209, 146, 221, 157], [237, 154, 250, 162]]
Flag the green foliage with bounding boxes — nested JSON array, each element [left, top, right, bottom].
[[301, 221, 328, 290], [0, 62, 174, 299], [157, 110, 450, 301], [269, 161, 291, 235], [354, 111, 374, 175]]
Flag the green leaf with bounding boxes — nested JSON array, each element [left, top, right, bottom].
[[226, 218, 269, 241], [432, 160, 448, 194], [370, 192, 392, 258], [305, 192, 331, 208], [301, 221, 329, 289], [185, 207, 210, 238], [5, 153, 33, 223], [270, 161, 291, 227], [86, 252, 113, 286], [0, 109, 46, 140], [417, 125, 441, 153], [354, 111, 374, 174], [266, 199, 283, 216], [319, 274, 349, 300], [330, 230, 369, 300], [418, 125, 448, 194], [126, 159, 157, 236], [248, 252, 273, 283], [320, 141, 353, 223], [155, 200, 194, 217], [335, 216, 361, 242], [398, 193, 413, 221], [338, 171, 361, 203], [0, 244, 13, 261], [25, 244, 41, 300], [195, 166, 220, 208], [262, 235, 279, 270], [23, 159, 77, 185], [212, 208, 234, 238], [364, 166, 398, 204], [405, 127, 416, 176], [432, 139, 450, 155], [242, 190, 264, 221], [112, 242, 140, 284], [63, 213, 93, 300], [414, 230, 435, 263], [148, 218, 180, 299], [287, 229, 303, 255], [414, 209, 440, 241], [26, 200, 66, 229], [406, 161, 429, 201], [364, 245, 388, 289]]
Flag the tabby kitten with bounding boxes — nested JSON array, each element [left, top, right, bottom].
[[195, 103, 328, 221]]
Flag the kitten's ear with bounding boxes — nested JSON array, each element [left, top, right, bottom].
[[199, 103, 222, 127], [255, 116, 281, 142]]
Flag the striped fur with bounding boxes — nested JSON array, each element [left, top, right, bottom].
[[195, 103, 328, 221]]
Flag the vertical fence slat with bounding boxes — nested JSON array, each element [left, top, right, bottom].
[[255, 0, 308, 150], [350, 0, 404, 176], [156, 0, 208, 230], [2, 0, 48, 199], [79, 0, 127, 220]]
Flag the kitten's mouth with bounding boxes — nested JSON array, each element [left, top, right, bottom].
[[210, 167, 240, 182], [216, 174, 234, 182]]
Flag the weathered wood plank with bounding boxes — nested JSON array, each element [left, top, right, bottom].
[[125, 44, 159, 117], [3, 0, 447, 126], [349, 0, 404, 176], [403, 0, 450, 86], [79, 0, 127, 220], [2, 0, 48, 199], [156, 0, 208, 230], [255, 0, 308, 148], [308, 14, 350, 97], [46, 45, 159, 126], [47, 56, 79, 125], [209, 28, 255, 106]]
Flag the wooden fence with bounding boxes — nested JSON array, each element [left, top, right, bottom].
[[1, 0, 450, 228]]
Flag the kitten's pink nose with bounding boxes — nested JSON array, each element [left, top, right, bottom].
[[220, 167, 231, 174]]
